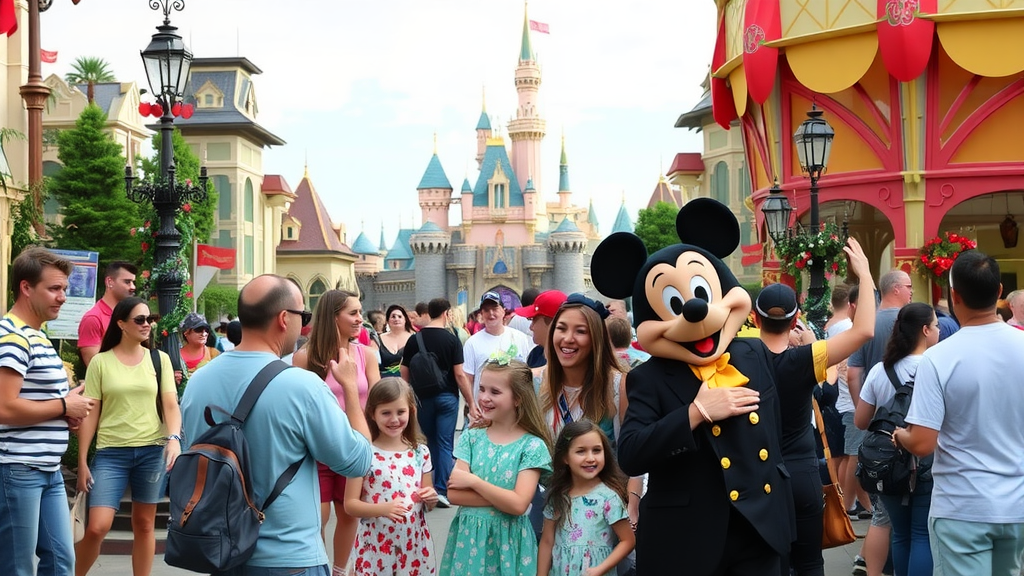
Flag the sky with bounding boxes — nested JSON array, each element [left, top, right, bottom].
[[39, 0, 717, 248]]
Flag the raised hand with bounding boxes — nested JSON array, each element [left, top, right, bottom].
[[328, 345, 358, 390], [844, 237, 871, 282]]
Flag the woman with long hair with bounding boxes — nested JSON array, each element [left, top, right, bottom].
[[75, 297, 181, 576], [378, 304, 413, 378], [855, 302, 939, 576], [292, 289, 380, 576]]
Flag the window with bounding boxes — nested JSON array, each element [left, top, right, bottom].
[[216, 230, 234, 273], [308, 278, 327, 313], [286, 227, 294, 239], [244, 235, 254, 275], [244, 178, 254, 223], [207, 143, 231, 161], [494, 183, 505, 208], [711, 162, 729, 205], [213, 175, 231, 220], [204, 94, 214, 106]]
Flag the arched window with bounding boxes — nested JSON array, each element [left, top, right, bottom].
[[213, 175, 231, 220], [711, 161, 730, 205], [308, 278, 328, 313], [244, 178, 254, 223]]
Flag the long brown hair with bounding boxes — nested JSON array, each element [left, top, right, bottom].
[[546, 420, 628, 529], [306, 289, 359, 380], [481, 360, 552, 452], [364, 377, 424, 448], [540, 303, 623, 425]]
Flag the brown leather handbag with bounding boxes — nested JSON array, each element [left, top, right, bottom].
[[813, 398, 857, 549]]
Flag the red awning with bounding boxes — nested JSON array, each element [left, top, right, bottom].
[[877, 0, 936, 82], [712, 15, 737, 129]]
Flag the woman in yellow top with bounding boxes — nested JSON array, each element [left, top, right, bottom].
[[75, 297, 181, 576]]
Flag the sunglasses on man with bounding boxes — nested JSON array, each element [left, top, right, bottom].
[[286, 309, 313, 327]]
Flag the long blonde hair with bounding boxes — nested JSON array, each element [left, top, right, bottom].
[[306, 289, 359, 380], [364, 377, 424, 448], [481, 360, 552, 452]]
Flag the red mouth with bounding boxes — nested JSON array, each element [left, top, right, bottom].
[[695, 337, 714, 354]]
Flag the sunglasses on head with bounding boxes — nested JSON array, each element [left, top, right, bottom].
[[130, 315, 160, 326], [286, 308, 313, 327]]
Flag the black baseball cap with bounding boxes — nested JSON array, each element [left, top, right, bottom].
[[755, 284, 799, 320]]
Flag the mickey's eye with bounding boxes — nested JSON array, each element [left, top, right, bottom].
[[690, 276, 713, 303], [661, 286, 685, 317]]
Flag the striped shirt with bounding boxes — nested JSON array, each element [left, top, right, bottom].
[[0, 312, 70, 471]]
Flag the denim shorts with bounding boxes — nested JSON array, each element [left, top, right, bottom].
[[842, 411, 868, 456], [88, 445, 167, 510]]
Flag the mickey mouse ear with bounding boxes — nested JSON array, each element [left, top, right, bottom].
[[676, 198, 740, 259], [592, 232, 648, 299]]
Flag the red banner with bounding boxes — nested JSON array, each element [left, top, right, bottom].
[[711, 15, 737, 129], [40, 49, 57, 63], [0, 0, 17, 36], [741, 243, 764, 267], [196, 244, 236, 270], [877, 0, 936, 82], [529, 19, 549, 34], [743, 0, 781, 104]]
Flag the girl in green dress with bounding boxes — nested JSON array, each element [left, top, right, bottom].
[[441, 360, 552, 575]]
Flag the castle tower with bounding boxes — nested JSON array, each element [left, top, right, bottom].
[[416, 138, 454, 229], [507, 5, 546, 196], [558, 135, 571, 208], [547, 217, 586, 294], [476, 89, 491, 170], [410, 222, 451, 303]]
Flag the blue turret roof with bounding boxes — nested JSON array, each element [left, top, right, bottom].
[[379, 225, 387, 251], [461, 178, 472, 193], [524, 177, 535, 192], [417, 221, 443, 232], [417, 153, 452, 190], [559, 138, 570, 192], [588, 198, 599, 229], [612, 202, 634, 234], [351, 231, 378, 255], [553, 217, 580, 233], [383, 228, 415, 269], [520, 9, 534, 62], [472, 142, 524, 207], [476, 111, 491, 131]]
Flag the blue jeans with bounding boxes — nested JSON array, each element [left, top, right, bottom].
[[929, 517, 1024, 576], [0, 463, 75, 576], [880, 492, 932, 576], [417, 392, 458, 495], [215, 565, 329, 576], [89, 445, 167, 509]]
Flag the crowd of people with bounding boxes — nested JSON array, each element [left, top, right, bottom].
[[1, 243, 1023, 576]]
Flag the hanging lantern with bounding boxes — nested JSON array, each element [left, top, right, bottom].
[[1000, 214, 1019, 249]]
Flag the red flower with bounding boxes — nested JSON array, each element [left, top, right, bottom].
[[183, 203, 192, 213], [832, 262, 839, 272], [142, 270, 151, 279], [141, 242, 149, 253], [795, 259, 806, 269], [144, 220, 151, 228], [161, 330, 168, 337], [130, 228, 137, 237], [185, 291, 193, 298]]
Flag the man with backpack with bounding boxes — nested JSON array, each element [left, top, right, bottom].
[[180, 275, 372, 576], [401, 297, 477, 509], [895, 251, 1024, 576]]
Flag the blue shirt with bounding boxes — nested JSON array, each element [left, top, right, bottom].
[[181, 351, 372, 568]]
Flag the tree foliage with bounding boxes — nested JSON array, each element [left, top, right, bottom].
[[64, 56, 115, 104], [634, 201, 681, 255], [48, 104, 140, 267], [197, 284, 239, 320], [140, 128, 218, 242]]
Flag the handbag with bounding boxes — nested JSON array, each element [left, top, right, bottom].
[[71, 491, 87, 543], [813, 398, 857, 549]]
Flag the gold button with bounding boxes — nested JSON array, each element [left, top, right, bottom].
[[729, 490, 739, 501], [749, 412, 759, 425], [759, 449, 768, 461], [711, 425, 721, 437], [721, 457, 731, 469], [764, 483, 771, 494]]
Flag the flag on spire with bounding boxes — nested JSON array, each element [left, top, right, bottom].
[[0, 0, 17, 36], [529, 19, 549, 34], [41, 49, 58, 64]]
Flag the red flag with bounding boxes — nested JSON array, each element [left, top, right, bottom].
[[196, 244, 236, 270], [529, 19, 549, 34], [741, 243, 763, 267], [40, 49, 57, 64], [0, 0, 17, 37]]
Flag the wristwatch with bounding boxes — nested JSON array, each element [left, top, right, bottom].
[[166, 434, 182, 442]]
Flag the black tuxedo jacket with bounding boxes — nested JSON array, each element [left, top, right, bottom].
[[618, 338, 796, 575]]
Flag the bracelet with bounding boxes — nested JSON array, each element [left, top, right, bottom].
[[629, 491, 642, 499], [166, 434, 182, 442], [692, 399, 713, 424], [59, 396, 67, 417]]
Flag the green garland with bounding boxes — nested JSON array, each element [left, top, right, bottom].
[[134, 202, 196, 347], [773, 222, 848, 279]]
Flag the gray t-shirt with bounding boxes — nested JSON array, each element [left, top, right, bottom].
[[826, 318, 855, 413], [906, 323, 1024, 523], [848, 306, 900, 369]]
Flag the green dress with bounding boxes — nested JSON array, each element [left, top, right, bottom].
[[542, 483, 629, 576], [440, 427, 552, 576]]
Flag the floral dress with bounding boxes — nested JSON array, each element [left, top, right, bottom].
[[543, 483, 628, 576], [440, 427, 553, 576], [354, 444, 435, 576]]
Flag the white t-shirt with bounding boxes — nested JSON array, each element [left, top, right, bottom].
[[826, 317, 854, 413], [506, 315, 533, 338], [906, 322, 1024, 523], [463, 327, 533, 393], [860, 355, 921, 410]]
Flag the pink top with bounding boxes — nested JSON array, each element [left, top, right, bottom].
[[77, 299, 113, 347], [325, 342, 369, 410]]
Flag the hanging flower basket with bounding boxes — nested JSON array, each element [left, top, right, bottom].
[[773, 222, 848, 280], [916, 231, 976, 286]]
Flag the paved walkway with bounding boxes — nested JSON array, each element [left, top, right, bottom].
[[93, 506, 869, 575]]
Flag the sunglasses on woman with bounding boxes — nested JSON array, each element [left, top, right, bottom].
[[130, 315, 160, 326]]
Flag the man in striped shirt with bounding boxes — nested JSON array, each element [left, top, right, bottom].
[[0, 246, 96, 576]]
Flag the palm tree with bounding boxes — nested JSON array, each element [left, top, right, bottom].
[[64, 56, 115, 104]]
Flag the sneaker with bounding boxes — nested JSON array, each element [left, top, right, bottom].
[[858, 508, 874, 520], [436, 494, 451, 508], [852, 555, 867, 576], [847, 503, 865, 519]]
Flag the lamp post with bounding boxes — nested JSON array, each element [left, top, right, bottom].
[[125, 0, 207, 368], [761, 182, 793, 247], [791, 105, 835, 334]]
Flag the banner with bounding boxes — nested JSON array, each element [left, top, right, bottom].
[[193, 244, 235, 307], [41, 49, 57, 63], [529, 19, 549, 34], [46, 249, 99, 340], [0, 0, 16, 37]]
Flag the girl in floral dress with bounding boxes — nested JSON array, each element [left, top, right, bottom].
[[345, 378, 438, 576], [441, 359, 553, 575], [538, 420, 635, 576]]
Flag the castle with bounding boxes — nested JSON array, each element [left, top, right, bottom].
[[353, 9, 632, 313]]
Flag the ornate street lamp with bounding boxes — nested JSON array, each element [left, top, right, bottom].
[[791, 105, 835, 334], [125, 0, 207, 369], [761, 182, 793, 246]]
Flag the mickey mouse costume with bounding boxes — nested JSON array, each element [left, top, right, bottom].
[[592, 198, 795, 575]]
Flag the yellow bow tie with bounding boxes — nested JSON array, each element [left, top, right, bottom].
[[689, 352, 750, 388]]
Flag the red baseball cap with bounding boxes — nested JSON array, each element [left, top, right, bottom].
[[514, 290, 568, 319]]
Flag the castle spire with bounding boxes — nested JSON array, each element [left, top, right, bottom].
[[520, 2, 534, 62], [558, 134, 570, 194]]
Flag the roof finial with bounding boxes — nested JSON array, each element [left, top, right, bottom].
[[482, 86, 487, 112], [433, 132, 438, 155], [361, 219, 365, 232], [304, 149, 309, 179], [621, 190, 626, 204]]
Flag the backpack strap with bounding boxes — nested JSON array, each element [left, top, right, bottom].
[[151, 348, 164, 422], [415, 330, 427, 358], [230, 360, 291, 424], [883, 364, 902, 392]]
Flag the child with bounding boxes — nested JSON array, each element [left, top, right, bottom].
[[440, 359, 553, 575], [538, 420, 636, 576], [344, 378, 438, 576]]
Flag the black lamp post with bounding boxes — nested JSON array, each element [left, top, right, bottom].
[[790, 105, 835, 334], [125, 0, 207, 368], [761, 182, 793, 246]]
